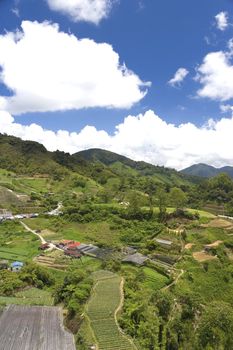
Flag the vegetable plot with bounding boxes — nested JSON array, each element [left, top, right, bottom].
[[86, 271, 137, 350]]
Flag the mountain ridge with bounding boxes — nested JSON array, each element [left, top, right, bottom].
[[181, 163, 233, 178], [0, 134, 195, 187]]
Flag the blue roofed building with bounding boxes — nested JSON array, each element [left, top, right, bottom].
[[11, 261, 24, 272]]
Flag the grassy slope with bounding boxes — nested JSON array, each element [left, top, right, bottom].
[[0, 221, 40, 262], [0, 288, 53, 306], [22, 217, 121, 246], [173, 225, 233, 305]]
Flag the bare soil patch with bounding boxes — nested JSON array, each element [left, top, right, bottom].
[[193, 251, 217, 262], [185, 243, 194, 250], [202, 218, 233, 229], [205, 240, 223, 248]]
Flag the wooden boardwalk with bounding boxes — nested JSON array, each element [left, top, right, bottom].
[[0, 305, 75, 350]]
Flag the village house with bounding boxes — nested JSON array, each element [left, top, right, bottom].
[[0, 209, 13, 221], [11, 261, 24, 272], [64, 250, 82, 259], [122, 253, 148, 266], [65, 242, 81, 250], [155, 238, 173, 249], [57, 240, 75, 249], [39, 243, 50, 250]]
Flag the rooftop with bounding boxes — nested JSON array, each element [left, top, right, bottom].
[[156, 239, 173, 246], [122, 253, 148, 266]]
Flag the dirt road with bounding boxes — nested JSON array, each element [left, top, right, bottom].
[[20, 221, 63, 251]]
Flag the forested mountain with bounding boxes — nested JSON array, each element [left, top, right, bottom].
[[0, 134, 194, 187], [181, 163, 233, 178], [2, 133, 233, 216]]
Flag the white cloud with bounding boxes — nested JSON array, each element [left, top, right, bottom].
[[220, 104, 233, 113], [1, 109, 233, 170], [215, 11, 229, 31], [196, 46, 233, 101], [168, 68, 189, 87], [0, 20, 149, 115], [47, 0, 116, 24]]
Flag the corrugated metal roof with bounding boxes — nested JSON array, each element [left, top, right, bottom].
[[156, 239, 173, 245]]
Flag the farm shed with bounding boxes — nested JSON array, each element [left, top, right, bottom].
[[78, 244, 98, 254], [65, 242, 81, 250], [65, 250, 82, 259], [77, 244, 112, 259], [11, 261, 24, 272], [155, 238, 173, 249], [123, 246, 137, 255], [39, 243, 50, 250], [59, 240, 74, 247], [122, 253, 148, 266]]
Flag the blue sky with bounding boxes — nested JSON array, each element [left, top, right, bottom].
[[0, 0, 233, 169]]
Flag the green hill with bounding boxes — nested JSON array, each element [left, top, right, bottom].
[[181, 163, 233, 178], [0, 134, 67, 178], [71, 148, 195, 187], [0, 135, 195, 189]]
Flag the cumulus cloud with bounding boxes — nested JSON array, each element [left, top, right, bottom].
[[215, 11, 229, 31], [196, 45, 233, 101], [168, 68, 189, 87], [1, 109, 233, 170], [0, 20, 149, 115], [47, 0, 116, 24]]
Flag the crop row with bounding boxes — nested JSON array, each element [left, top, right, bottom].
[[86, 273, 136, 350]]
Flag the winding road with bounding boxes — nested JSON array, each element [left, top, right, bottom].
[[20, 221, 63, 251]]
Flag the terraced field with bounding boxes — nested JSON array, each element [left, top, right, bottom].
[[86, 271, 137, 350]]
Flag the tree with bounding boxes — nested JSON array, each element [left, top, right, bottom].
[[197, 301, 233, 349], [137, 308, 160, 350], [156, 187, 168, 221], [151, 290, 173, 321], [145, 179, 157, 213], [127, 192, 143, 219], [98, 188, 112, 203], [170, 187, 187, 211]]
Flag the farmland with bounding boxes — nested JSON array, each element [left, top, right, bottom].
[[81, 270, 137, 350], [0, 136, 233, 349], [0, 221, 40, 262], [0, 287, 53, 306], [0, 305, 75, 350]]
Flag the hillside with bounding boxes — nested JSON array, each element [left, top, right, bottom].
[[0, 134, 67, 178], [0, 135, 195, 188], [71, 148, 196, 186], [181, 163, 233, 178]]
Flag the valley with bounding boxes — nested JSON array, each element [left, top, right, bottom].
[[0, 135, 233, 349]]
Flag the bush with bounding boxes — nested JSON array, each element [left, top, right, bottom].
[[0, 270, 25, 296], [20, 263, 55, 288]]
